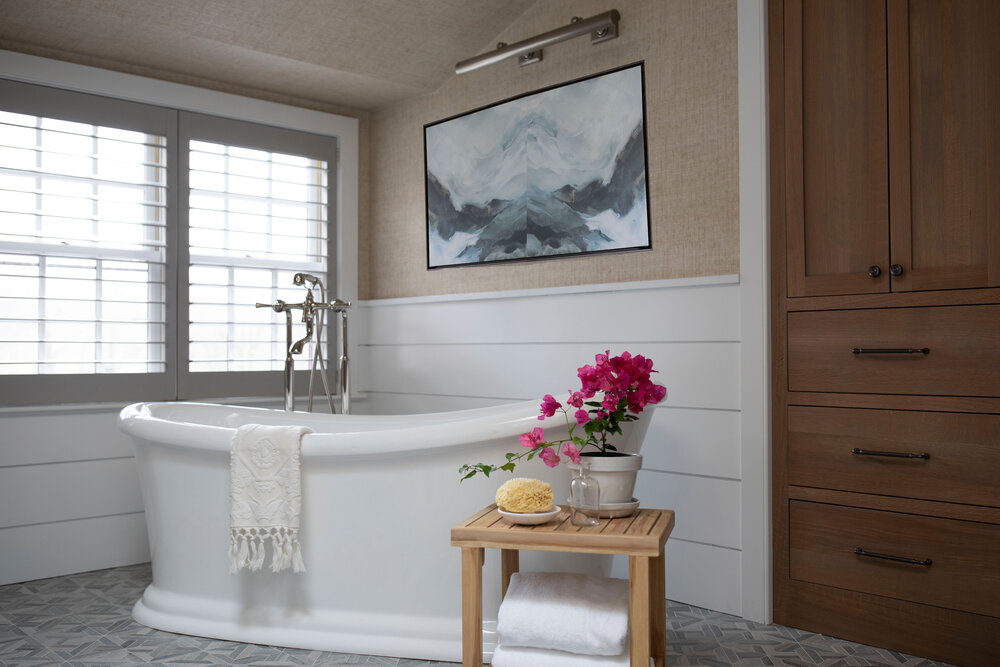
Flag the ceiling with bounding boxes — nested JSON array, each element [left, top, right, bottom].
[[0, 0, 538, 111]]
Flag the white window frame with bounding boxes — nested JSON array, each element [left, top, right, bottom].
[[0, 52, 359, 407]]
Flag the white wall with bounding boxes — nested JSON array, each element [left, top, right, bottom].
[[355, 0, 770, 620], [0, 405, 149, 584], [359, 275, 753, 617]]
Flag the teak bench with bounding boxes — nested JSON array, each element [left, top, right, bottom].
[[451, 504, 675, 666]]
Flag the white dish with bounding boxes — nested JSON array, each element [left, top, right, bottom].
[[567, 497, 639, 518], [497, 505, 562, 525]]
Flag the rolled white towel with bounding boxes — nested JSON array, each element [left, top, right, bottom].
[[492, 644, 637, 667], [497, 572, 629, 656]]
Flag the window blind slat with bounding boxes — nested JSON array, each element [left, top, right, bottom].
[[0, 239, 165, 257], [0, 184, 167, 209], [189, 255, 324, 271], [188, 188, 327, 210], [0, 164, 167, 190]]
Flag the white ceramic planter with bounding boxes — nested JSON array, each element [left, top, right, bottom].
[[568, 452, 642, 505]]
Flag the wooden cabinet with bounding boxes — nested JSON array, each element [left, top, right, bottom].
[[787, 406, 1000, 507], [787, 305, 1000, 396], [785, 0, 1000, 298], [889, 0, 1000, 293], [790, 501, 1000, 618], [771, 2, 1000, 665], [784, 0, 889, 297]]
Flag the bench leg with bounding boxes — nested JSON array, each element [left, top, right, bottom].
[[500, 548, 519, 599], [651, 553, 666, 666], [461, 547, 484, 667], [629, 556, 651, 667]]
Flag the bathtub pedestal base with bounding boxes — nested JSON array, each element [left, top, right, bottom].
[[132, 583, 478, 660]]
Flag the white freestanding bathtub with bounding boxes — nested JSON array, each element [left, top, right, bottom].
[[119, 399, 597, 661]]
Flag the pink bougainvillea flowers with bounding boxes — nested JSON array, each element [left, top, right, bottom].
[[460, 350, 667, 480], [538, 394, 562, 419], [539, 447, 561, 467], [561, 441, 582, 464], [518, 427, 546, 449]]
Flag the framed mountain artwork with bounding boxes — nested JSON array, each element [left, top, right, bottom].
[[424, 62, 650, 269]]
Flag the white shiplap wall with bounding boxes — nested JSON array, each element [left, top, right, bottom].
[[0, 275, 755, 616], [0, 406, 150, 584], [359, 276, 747, 615]]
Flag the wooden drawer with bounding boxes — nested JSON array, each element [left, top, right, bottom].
[[787, 305, 1000, 396], [789, 501, 1000, 617], [788, 406, 1000, 506]]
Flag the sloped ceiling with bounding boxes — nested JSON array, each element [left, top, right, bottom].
[[0, 0, 537, 111]]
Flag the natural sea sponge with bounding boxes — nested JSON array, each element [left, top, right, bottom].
[[495, 478, 554, 513]]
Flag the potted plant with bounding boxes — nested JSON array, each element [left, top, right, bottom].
[[459, 350, 666, 504]]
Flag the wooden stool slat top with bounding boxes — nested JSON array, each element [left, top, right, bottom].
[[451, 504, 674, 557]]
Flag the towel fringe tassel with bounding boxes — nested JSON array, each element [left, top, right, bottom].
[[229, 528, 305, 574]]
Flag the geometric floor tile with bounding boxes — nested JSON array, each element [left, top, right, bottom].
[[0, 563, 956, 666]]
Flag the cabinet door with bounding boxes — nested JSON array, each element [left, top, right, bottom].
[[887, 0, 1000, 291], [785, 0, 890, 297]]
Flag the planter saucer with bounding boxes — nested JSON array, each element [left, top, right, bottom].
[[567, 497, 639, 518]]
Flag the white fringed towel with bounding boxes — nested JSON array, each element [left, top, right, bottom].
[[229, 424, 311, 574], [497, 572, 630, 656], [492, 645, 643, 667]]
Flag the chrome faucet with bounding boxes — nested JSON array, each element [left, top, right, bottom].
[[256, 273, 351, 413]]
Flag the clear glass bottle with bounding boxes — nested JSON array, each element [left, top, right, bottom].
[[570, 459, 601, 526]]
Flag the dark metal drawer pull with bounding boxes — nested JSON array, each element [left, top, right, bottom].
[[854, 547, 932, 567], [851, 347, 930, 355], [852, 447, 931, 460]]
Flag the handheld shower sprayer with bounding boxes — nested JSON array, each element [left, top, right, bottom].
[[293, 272, 321, 288]]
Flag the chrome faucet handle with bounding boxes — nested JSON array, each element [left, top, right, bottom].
[[315, 298, 351, 312], [256, 299, 289, 312]]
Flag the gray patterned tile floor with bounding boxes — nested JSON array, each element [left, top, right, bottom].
[[0, 563, 955, 666]]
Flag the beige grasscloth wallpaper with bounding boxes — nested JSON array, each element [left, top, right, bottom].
[[364, 0, 738, 299]]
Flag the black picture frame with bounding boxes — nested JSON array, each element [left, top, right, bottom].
[[424, 62, 651, 269]]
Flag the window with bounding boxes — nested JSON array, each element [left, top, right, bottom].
[[0, 111, 168, 376], [186, 140, 329, 373], [176, 113, 337, 399], [0, 80, 338, 406]]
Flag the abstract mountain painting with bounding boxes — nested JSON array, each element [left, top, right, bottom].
[[424, 63, 650, 268]]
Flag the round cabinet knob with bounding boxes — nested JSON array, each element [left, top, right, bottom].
[[867, 265, 882, 278], [889, 264, 904, 277]]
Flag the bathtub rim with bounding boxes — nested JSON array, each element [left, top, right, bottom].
[[119, 398, 555, 458]]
